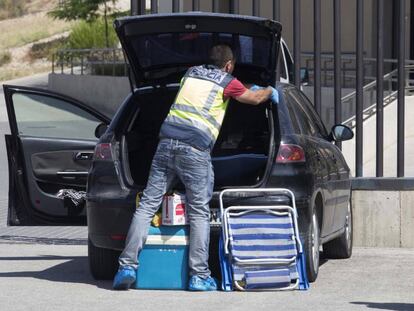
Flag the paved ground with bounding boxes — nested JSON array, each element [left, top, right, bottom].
[[0, 244, 412, 311], [0, 75, 413, 311]]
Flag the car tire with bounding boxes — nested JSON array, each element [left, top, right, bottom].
[[300, 208, 320, 283], [88, 238, 120, 280], [323, 199, 353, 259]]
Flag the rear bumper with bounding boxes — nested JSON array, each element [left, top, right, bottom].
[[87, 200, 134, 250], [88, 191, 310, 251]]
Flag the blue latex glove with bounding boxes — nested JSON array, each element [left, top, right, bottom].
[[270, 87, 279, 104], [250, 84, 262, 91], [250, 85, 279, 104]]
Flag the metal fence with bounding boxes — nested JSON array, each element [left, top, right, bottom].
[[342, 65, 414, 129], [52, 48, 127, 76], [129, 0, 409, 178]]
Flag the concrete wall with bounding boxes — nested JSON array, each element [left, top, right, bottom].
[[352, 190, 414, 248], [48, 73, 131, 119]]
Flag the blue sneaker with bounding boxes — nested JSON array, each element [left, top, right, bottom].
[[188, 276, 218, 291], [113, 266, 136, 290]]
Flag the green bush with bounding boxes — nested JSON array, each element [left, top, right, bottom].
[[68, 18, 118, 49], [0, 50, 11, 67]]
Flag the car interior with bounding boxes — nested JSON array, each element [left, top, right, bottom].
[[122, 85, 273, 189]]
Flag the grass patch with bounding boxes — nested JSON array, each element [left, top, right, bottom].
[[0, 12, 73, 50], [0, 51, 11, 66]]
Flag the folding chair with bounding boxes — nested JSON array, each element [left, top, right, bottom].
[[219, 188, 309, 291]]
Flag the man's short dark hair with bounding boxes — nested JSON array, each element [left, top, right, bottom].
[[208, 44, 234, 68]]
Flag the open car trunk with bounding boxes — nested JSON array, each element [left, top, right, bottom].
[[122, 86, 275, 190], [116, 13, 281, 190]]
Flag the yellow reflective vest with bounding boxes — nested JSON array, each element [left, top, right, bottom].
[[159, 65, 234, 151]]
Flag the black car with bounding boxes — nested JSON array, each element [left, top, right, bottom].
[[4, 13, 353, 283]]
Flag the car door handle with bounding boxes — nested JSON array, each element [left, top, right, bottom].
[[74, 152, 93, 160]]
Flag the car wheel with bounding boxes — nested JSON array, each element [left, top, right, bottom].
[[300, 208, 320, 283], [323, 199, 353, 259], [88, 237, 120, 280]]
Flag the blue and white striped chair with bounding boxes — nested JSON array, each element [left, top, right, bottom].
[[219, 189, 309, 291]]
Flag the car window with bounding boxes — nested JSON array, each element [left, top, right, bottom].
[[293, 89, 328, 137], [283, 91, 300, 134], [282, 42, 294, 83], [133, 32, 271, 69], [279, 46, 287, 80], [12, 93, 101, 140], [287, 90, 320, 136]]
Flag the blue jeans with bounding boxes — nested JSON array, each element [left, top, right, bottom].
[[118, 138, 214, 278]]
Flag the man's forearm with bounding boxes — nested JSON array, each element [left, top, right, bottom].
[[253, 87, 272, 105], [236, 85, 272, 106]]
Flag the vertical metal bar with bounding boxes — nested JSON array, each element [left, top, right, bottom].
[[294, 0, 301, 87], [60, 51, 63, 74], [151, 0, 158, 13], [212, 0, 219, 12], [131, 0, 138, 15], [101, 51, 105, 75], [273, 0, 280, 21], [52, 53, 55, 74], [230, 0, 239, 14], [135, 0, 145, 15], [376, 0, 384, 177], [314, 0, 321, 114], [112, 49, 116, 76], [334, 0, 341, 148], [81, 54, 84, 75], [355, 0, 364, 177], [173, 0, 179, 12], [397, 0, 406, 177], [141, 0, 146, 14], [192, 0, 200, 11], [252, 0, 260, 16]]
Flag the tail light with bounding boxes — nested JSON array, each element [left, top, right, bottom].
[[93, 143, 113, 161], [110, 234, 126, 241], [276, 144, 306, 163]]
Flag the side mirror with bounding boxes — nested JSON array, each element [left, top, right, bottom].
[[330, 124, 354, 142], [95, 123, 108, 139]]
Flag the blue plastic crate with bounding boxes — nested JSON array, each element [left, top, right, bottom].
[[134, 226, 189, 290]]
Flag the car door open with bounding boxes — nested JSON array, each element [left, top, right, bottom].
[[4, 85, 109, 225]]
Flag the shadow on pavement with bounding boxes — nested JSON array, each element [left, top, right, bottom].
[[0, 255, 113, 290], [351, 302, 414, 311], [0, 235, 87, 245]]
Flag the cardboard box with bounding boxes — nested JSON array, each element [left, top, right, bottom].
[[162, 193, 188, 226]]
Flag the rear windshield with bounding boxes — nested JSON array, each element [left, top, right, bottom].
[[131, 32, 271, 69]]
